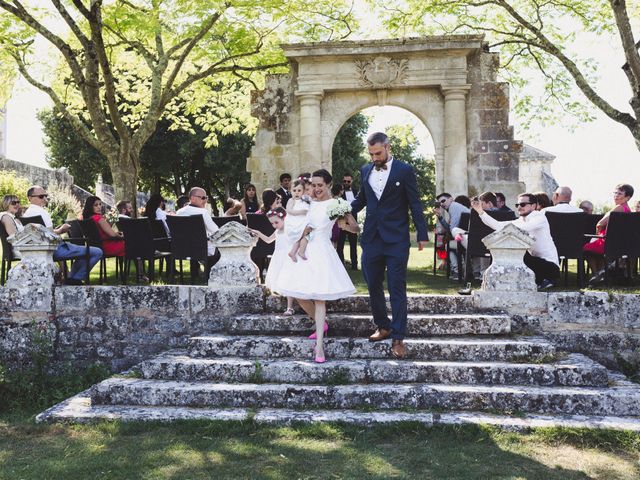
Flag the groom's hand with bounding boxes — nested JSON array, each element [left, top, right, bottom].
[[418, 241, 428, 251]]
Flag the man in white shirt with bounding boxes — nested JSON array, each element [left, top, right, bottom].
[[337, 173, 358, 270], [176, 187, 219, 257], [24, 185, 102, 285], [542, 186, 583, 214], [471, 192, 559, 289]]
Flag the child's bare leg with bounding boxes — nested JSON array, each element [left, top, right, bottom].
[[297, 237, 309, 260], [288, 240, 300, 262]]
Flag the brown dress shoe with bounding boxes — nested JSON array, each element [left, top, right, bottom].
[[391, 339, 406, 359], [368, 328, 392, 342]]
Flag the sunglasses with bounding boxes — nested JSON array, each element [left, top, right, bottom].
[[438, 199, 447, 204], [10, 200, 21, 206], [29, 194, 49, 199], [193, 195, 208, 200], [515, 202, 533, 208]]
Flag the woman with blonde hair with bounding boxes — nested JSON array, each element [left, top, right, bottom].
[[0, 194, 25, 258]]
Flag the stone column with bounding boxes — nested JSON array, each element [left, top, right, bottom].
[[295, 91, 323, 174], [441, 86, 470, 195]]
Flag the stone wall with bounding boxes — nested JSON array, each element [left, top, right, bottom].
[[2, 284, 640, 374], [0, 157, 74, 189], [0, 285, 264, 372]]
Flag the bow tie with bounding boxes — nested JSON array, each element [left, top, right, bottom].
[[374, 163, 388, 171]]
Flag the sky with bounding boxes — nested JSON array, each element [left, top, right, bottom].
[[3, 3, 640, 206]]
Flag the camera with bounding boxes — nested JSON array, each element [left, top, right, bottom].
[[433, 200, 441, 207]]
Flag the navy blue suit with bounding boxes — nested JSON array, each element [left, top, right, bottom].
[[351, 158, 428, 339]]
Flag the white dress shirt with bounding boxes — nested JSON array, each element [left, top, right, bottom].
[[368, 158, 393, 200], [176, 204, 219, 255], [344, 189, 355, 203], [542, 203, 583, 214], [23, 204, 54, 228], [479, 209, 559, 265]]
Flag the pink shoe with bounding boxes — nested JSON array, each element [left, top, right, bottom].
[[308, 321, 329, 339], [314, 347, 326, 364]]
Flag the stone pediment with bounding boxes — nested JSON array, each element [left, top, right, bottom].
[[210, 221, 256, 248], [8, 223, 61, 248], [482, 223, 534, 250]]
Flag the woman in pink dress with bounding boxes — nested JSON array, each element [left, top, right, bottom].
[[82, 196, 125, 257], [584, 183, 633, 284]]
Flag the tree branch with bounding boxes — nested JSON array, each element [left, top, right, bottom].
[[610, 0, 640, 93]]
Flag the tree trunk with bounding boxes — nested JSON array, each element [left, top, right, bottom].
[[108, 147, 140, 217]]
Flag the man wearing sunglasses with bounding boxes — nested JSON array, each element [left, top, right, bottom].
[[471, 192, 559, 290], [434, 192, 470, 279], [23, 185, 102, 285], [176, 187, 220, 278]]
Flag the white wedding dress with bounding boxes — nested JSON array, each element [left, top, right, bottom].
[[274, 199, 356, 300]]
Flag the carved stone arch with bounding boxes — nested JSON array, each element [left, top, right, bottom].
[[248, 36, 525, 203]]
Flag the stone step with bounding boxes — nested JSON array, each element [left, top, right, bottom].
[[188, 335, 556, 362], [222, 313, 511, 337], [139, 352, 607, 387], [36, 391, 640, 432], [266, 294, 477, 314], [90, 378, 640, 416]]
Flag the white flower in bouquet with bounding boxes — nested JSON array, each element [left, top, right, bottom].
[[105, 207, 120, 226], [326, 198, 352, 220]]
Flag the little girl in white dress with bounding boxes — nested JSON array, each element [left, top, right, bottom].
[[286, 179, 311, 261], [250, 207, 295, 315]]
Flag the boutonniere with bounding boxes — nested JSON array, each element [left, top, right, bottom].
[[395, 182, 400, 186]]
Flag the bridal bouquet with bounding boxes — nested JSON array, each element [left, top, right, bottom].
[[326, 198, 351, 221], [104, 207, 120, 227]]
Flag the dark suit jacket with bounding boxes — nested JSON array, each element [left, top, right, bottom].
[[351, 159, 428, 248], [275, 187, 292, 208]]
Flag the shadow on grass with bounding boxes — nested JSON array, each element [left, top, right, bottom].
[[1, 418, 638, 479]]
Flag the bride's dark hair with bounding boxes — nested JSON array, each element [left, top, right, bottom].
[[311, 169, 332, 185]]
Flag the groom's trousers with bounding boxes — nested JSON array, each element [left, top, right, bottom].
[[361, 234, 410, 340]]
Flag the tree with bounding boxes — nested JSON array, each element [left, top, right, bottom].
[[0, 0, 355, 211], [386, 124, 436, 203], [332, 113, 370, 185], [380, 0, 640, 151], [40, 106, 253, 213]]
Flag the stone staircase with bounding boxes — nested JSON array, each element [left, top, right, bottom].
[[37, 300, 640, 430]]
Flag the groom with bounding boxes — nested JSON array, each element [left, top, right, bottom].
[[351, 132, 428, 358]]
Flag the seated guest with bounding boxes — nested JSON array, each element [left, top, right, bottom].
[[454, 195, 471, 209], [534, 191, 552, 210], [542, 186, 582, 213], [176, 195, 189, 210], [452, 191, 497, 280], [635, 200, 640, 212], [240, 184, 259, 218], [82, 196, 125, 257], [223, 198, 243, 217], [584, 184, 634, 285], [258, 189, 282, 214], [579, 200, 594, 214], [435, 192, 470, 279], [0, 195, 24, 258], [495, 192, 512, 211], [116, 200, 134, 219], [472, 193, 559, 290], [145, 193, 168, 233], [176, 187, 219, 256], [24, 185, 102, 285]]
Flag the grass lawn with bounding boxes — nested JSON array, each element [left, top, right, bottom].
[[1, 410, 639, 479]]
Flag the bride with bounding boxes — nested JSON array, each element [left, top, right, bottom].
[[273, 169, 359, 363]]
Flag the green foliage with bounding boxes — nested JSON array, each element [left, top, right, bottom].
[[0, 170, 30, 206], [387, 124, 436, 204], [331, 113, 370, 183], [39, 110, 111, 189], [46, 183, 82, 226], [378, 0, 622, 132], [0, 322, 111, 413]]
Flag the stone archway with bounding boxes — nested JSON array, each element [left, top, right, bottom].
[[248, 36, 524, 200]]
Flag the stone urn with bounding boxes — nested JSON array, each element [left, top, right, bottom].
[[6, 223, 61, 290], [481, 222, 536, 292], [208, 221, 259, 288]]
